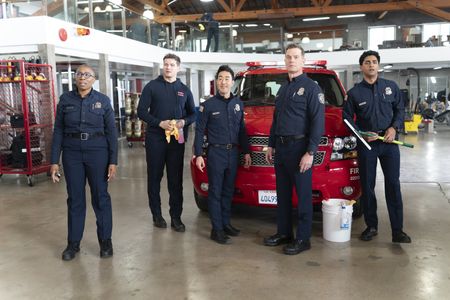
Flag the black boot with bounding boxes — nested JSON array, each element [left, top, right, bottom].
[[62, 241, 80, 261], [153, 215, 167, 228], [210, 229, 231, 244], [99, 239, 113, 258]]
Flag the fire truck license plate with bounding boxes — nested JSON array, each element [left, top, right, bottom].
[[258, 190, 277, 204]]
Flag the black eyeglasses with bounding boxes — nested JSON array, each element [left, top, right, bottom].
[[75, 72, 95, 78]]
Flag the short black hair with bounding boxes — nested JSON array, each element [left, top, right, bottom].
[[215, 65, 234, 79], [285, 43, 305, 56], [359, 50, 380, 65], [163, 53, 181, 65]]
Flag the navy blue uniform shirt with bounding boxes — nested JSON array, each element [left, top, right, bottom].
[[194, 93, 250, 156], [137, 75, 196, 138], [268, 73, 325, 153], [51, 89, 118, 164], [343, 77, 404, 132]]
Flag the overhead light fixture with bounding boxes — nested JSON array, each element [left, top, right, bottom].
[[200, 0, 214, 2], [316, 42, 324, 49], [168, 0, 178, 5], [286, 33, 293, 39], [109, 0, 122, 5], [105, 5, 112, 12], [232, 30, 237, 37], [337, 14, 365, 19], [245, 24, 258, 27], [77, 0, 103, 4], [263, 23, 271, 27], [430, 77, 436, 84], [179, 29, 187, 33], [94, 6, 101, 13], [384, 64, 393, 69], [83, 7, 89, 13], [303, 17, 330, 22], [143, 9, 154, 19], [301, 36, 310, 43], [433, 66, 442, 70]]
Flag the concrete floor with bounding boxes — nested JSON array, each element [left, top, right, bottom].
[[1, 125, 450, 300]]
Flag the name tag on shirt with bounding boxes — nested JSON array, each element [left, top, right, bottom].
[[177, 91, 184, 97]]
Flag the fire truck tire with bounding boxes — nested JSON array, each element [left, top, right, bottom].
[[194, 189, 208, 212], [352, 198, 363, 218]]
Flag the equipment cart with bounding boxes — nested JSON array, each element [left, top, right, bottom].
[[0, 60, 56, 186]]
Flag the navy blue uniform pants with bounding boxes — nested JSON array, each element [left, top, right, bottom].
[[206, 146, 239, 231], [145, 135, 185, 219], [62, 147, 112, 242], [357, 141, 403, 232], [274, 139, 313, 241], [206, 27, 219, 52]]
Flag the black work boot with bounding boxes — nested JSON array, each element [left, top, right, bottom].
[[99, 239, 113, 258], [62, 241, 80, 261]]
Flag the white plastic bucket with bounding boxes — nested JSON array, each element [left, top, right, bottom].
[[322, 198, 353, 242]]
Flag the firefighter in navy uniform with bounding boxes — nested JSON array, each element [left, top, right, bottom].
[[263, 44, 325, 255], [343, 50, 411, 243], [138, 53, 196, 232], [194, 65, 251, 244], [50, 64, 118, 261]]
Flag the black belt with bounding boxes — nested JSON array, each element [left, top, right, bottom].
[[277, 134, 305, 144], [209, 143, 237, 150], [64, 132, 105, 140]]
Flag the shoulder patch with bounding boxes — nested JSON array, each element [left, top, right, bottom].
[[385, 87, 392, 95], [318, 93, 325, 104]]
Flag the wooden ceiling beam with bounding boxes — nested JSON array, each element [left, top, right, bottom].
[[163, 0, 174, 14], [217, 0, 232, 12], [136, 0, 168, 14], [236, 0, 247, 12], [323, 0, 333, 7], [310, 0, 320, 7], [230, 0, 236, 11], [155, 1, 450, 23], [405, 0, 450, 22], [271, 0, 279, 9]]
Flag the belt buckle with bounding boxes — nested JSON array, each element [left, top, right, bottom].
[[226, 144, 232, 150], [80, 133, 89, 140]]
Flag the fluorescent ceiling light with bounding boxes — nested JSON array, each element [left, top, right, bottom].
[[245, 24, 258, 27], [430, 77, 436, 84], [179, 29, 187, 33], [168, 0, 178, 5], [337, 14, 365, 18], [263, 23, 271, 27], [384, 64, 393, 69], [219, 24, 239, 28], [303, 17, 330, 22], [286, 33, 293, 39], [77, 0, 104, 4], [433, 66, 442, 70], [301, 36, 310, 43], [200, 0, 214, 2]]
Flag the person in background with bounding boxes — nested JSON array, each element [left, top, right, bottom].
[[137, 53, 196, 232], [194, 65, 251, 244], [50, 64, 118, 261], [343, 50, 411, 244], [200, 12, 219, 52]]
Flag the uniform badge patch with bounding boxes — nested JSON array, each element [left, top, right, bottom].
[[177, 91, 185, 97], [318, 93, 325, 104], [234, 104, 240, 112], [94, 102, 102, 109], [297, 87, 305, 96], [199, 105, 204, 112], [385, 87, 392, 95]]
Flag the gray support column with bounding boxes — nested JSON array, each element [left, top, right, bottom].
[[171, 20, 176, 50], [345, 66, 354, 91], [186, 67, 191, 89], [198, 70, 205, 100], [153, 62, 160, 78], [98, 53, 111, 98], [38, 43, 57, 94]]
